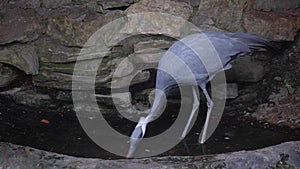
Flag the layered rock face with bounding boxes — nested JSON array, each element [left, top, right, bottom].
[[195, 0, 299, 41], [0, 0, 299, 110]]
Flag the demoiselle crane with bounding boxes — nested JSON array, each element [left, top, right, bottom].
[[126, 32, 279, 158]]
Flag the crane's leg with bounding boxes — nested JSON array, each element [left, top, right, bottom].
[[180, 86, 199, 139], [199, 87, 214, 144]]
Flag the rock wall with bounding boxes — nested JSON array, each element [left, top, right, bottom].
[[195, 0, 299, 41], [0, 0, 299, 109]]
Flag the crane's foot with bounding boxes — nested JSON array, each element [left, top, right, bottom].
[[198, 101, 214, 144]]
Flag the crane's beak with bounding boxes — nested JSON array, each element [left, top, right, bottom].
[[126, 117, 147, 158], [126, 136, 142, 158], [126, 142, 137, 158]]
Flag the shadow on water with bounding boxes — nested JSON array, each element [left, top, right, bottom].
[[0, 95, 300, 160]]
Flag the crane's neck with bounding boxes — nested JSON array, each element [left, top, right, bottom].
[[145, 89, 167, 123]]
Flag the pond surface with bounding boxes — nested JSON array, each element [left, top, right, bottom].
[[0, 95, 300, 159]]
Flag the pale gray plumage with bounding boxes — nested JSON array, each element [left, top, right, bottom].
[[126, 32, 278, 158]]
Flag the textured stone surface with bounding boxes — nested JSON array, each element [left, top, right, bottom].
[[0, 9, 44, 44], [196, 0, 300, 41], [33, 68, 149, 90], [215, 83, 239, 99], [134, 40, 173, 53], [31, 8, 127, 90], [226, 55, 269, 82], [0, 45, 39, 75], [34, 2, 198, 90], [173, 0, 200, 7], [126, 0, 193, 19], [122, 12, 199, 40], [253, 86, 300, 129], [129, 51, 165, 65], [0, 64, 22, 88], [244, 10, 300, 41], [131, 40, 173, 66], [98, 0, 136, 9], [197, 0, 246, 32], [95, 92, 147, 119], [46, 8, 123, 47], [110, 70, 151, 89], [33, 38, 146, 90], [36, 38, 81, 64], [41, 0, 72, 9], [5, 0, 41, 9], [32, 71, 73, 90], [0, 141, 299, 168], [112, 57, 134, 78], [252, 0, 300, 11], [12, 90, 52, 107]]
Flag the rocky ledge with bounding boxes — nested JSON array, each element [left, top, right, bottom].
[[0, 141, 299, 169]]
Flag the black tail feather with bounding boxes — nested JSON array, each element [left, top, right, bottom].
[[226, 33, 281, 55]]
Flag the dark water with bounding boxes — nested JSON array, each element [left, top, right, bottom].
[[0, 95, 300, 159]]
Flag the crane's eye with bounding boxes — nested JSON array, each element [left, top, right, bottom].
[[130, 126, 143, 139]]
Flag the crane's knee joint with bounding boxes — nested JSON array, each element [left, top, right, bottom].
[[207, 101, 213, 108]]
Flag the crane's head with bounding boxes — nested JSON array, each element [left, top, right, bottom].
[[126, 117, 147, 158]]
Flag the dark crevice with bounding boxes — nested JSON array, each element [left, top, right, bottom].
[[104, 5, 131, 11]]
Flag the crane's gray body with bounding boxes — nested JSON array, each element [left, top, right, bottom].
[[156, 32, 275, 94], [127, 32, 278, 158]]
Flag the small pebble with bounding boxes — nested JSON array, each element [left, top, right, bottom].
[[277, 120, 287, 124], [247, 107, 254, 112], [286, 84, 295, 94], [274, 76, 282, 81]]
